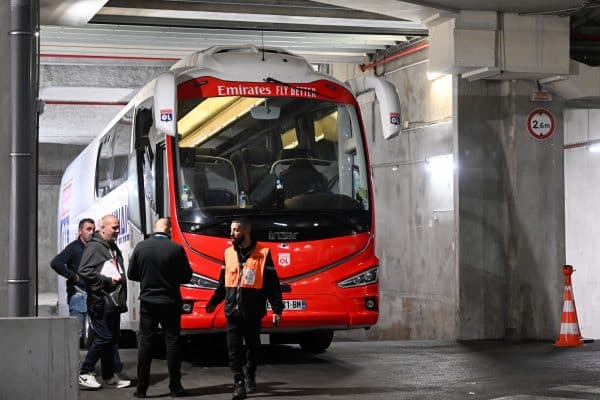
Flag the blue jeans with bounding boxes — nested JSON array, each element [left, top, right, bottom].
[[69, 291, 87, 340], [80, 311, 121, 380]]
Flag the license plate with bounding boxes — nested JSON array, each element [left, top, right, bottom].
[[267, 299, 306, 311]]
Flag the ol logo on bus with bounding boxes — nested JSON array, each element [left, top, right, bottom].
[[160, 108, 173, 122], [278, 253, 291, 267]]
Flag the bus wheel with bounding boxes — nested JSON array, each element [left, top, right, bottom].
[[298, 330, 334, 353], [81, 315, 94, 349]]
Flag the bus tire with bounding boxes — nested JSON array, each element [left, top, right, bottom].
[[298, 330, 334, 353]]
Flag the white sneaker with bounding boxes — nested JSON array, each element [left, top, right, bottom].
[[79, 373, 101, 389], [103, 374, 131, 388]]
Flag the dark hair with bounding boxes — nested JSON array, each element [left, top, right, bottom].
[[78, 218, 95, 229], [231, 217, 251, 228]]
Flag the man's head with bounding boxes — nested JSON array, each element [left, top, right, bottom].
[[154, 218, 172, 235], [78, 218, 95, 243], [99, 215, 120, 243], [230, 218, 251, 248]]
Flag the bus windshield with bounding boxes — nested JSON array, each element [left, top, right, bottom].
[[175, 91, 371, 240]]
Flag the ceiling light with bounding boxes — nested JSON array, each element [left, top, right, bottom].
[[427, 72, 444, 81], [425, 154, 454, 174], [461, 67, 501, 81], [587, 143, 600, 153]]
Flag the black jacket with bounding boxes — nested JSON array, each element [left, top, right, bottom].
[[208, 241, 284, 321], [50, 238, 86, 300], [78, 232, 127, 318], [127, 232, 193, 306]]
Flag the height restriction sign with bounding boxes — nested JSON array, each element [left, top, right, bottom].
[[527, 108, 555, 140]]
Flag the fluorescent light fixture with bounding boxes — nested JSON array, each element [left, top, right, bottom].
[[179, 97, 265, 147], [98, 8, 424, 30], [427, 71, 444, 81], [587, 143, 600, 152], [461, 67, 501, 81], [425, 154, 454, 174], [538, 75, 568, 84]]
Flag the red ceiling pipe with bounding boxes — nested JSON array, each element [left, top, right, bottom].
[[41, 54, 180, 61], [360, 41, 429, 72], [564, 139, 600, 150]]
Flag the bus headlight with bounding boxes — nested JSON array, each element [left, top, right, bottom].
[[182, 273, 219, 290], [337, 266, 378, 288]]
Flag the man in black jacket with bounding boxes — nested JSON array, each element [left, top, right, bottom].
[[50, 217, 94, 343], [78, 214, 130, 390], [128, 218, 193, 398], [206, 218, 284, 400]]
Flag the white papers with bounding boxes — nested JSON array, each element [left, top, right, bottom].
[[100, 259, 121, 279]]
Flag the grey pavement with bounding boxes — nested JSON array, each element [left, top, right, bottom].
[[80, 340, 600, 400]]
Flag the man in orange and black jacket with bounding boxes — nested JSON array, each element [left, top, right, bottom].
[[206, 218, 284, 400]]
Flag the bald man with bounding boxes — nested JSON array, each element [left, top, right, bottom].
[[128, 218, 192, 398], [78, 214, 130, 390]]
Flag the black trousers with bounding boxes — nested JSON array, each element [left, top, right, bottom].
[[137, 302, 182, 392], [226, 316, 261, 382]]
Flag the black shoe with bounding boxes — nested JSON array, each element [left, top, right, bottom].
[[232, 380, 247, 400], [133, 390, 147, 398], [245, 375, 256, 394], [170, 386, 187, 397]]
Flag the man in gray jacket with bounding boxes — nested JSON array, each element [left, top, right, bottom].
[[78, 214, 130, 390]]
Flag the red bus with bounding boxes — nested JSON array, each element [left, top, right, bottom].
[[58, 45, 400, 351]]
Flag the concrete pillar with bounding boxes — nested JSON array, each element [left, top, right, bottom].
[[456, 78, 565, 340], [0, 0, 10, 316], [0, 317, 79, 399]]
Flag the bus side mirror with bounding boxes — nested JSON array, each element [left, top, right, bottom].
[[346, 77, 401, 139], [153, 73, 177, 137]]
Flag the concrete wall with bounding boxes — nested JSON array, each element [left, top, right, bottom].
[[0, 317, 79, 399], [456, 79, 565, 340], [38, 143, 86, 296], [564, 108, 600, 339], [0, 0, 9, 316], [333, 49, 458, 340]]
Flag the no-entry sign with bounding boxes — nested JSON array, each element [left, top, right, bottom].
[[527, 108, 555, 140]]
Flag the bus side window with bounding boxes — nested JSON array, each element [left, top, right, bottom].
[[96, 131, 114, 198], [95, 113, 132, 198]]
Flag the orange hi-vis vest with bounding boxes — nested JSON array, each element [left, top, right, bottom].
[[224, 244, 269, 290]]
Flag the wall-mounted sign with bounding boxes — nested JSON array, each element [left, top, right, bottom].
[[529, 91, 552, 102], [527, 108, 555, 140]]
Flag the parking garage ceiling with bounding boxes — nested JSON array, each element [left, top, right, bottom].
[[39, 0, 600, 65], [37, 0, 600, 144]]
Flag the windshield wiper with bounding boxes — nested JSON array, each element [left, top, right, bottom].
[[182, 213, 252, 232], [255, 209, 365, 232]]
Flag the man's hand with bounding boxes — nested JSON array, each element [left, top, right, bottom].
[[111, 276, 122, 284], [205, 303, 215, 313], [272, 313, 281, 326]]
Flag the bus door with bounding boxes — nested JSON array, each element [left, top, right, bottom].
[[129, 105, 167, 239]]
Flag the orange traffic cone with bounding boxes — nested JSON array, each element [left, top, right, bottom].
[[554, 265, 583, 347]]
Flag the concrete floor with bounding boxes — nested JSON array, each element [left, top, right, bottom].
[[80, 340, 600, 400]]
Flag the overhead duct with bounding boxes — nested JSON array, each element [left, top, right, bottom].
[[428, 11, 570, 81]]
